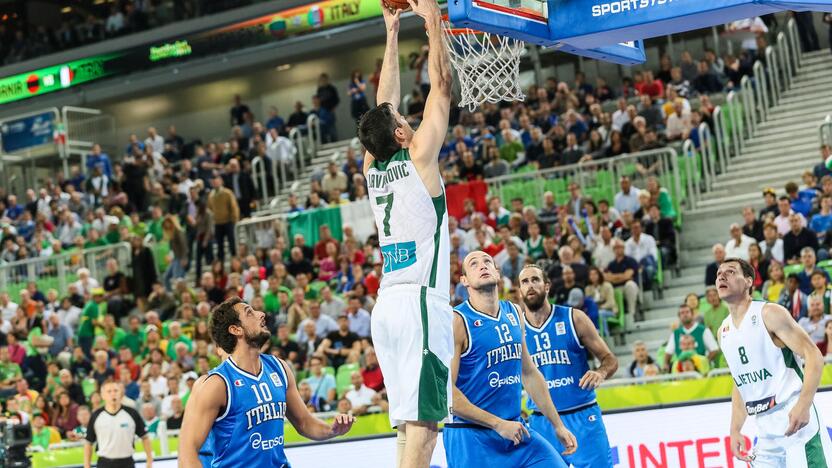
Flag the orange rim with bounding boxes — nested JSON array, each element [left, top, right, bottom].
[[441, 14, 483, 36]]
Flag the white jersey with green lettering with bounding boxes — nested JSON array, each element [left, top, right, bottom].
[[366, 148, 449, 295], [719, 301, 804, 416]]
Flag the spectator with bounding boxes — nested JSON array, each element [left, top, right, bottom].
[[665, 101, 691, 141], [796, 247, 830, 295], [758, 223, 784, 265], [741, 206, 764, 242], [773, 196, 805, 237], [671, 335, 711, 375], [344, 371, 377, 416], [663, 304, 720, 372], [501, 242, 526, 286], [643, 204, 676, 268], [637, 95, 663, 128], [624, 219, 658, 290], [628, 340, 656, 378], [783, 214, 819, 264], [223, 159, 256, 219], [604, 239, 641, 320], [317, 315, 361, 369], [614, 176, 640, 216], [762, 262, 787, 303], [585, 267, 617, 335], [785, 181, 812, 218], [344, 296, 371, 339], [691, 60, 723, 94], [208, 175, 239, 263], [296, 301, 338, 344], [301, 355, 337, 411], [316, 73, 340, 115], [229, 94, 250, 127], [699, 287, 729, 339], [813, 145, 832, 180], [782, 274, 808, 320], [799, 295, 832, 343], [811, 194, 832, 244], [322, 162, 349, 195], [0, 346, 22, 398], [705, 243, 726, 286], [348, 70, 370, 121], [724, 223, 757, 261]]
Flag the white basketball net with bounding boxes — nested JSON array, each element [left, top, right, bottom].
[[442, 21, 526, 111]]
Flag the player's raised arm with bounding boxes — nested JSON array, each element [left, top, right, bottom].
[[407, 0, 453, 167], [178, 375, 226, 468], [572, 309, 618, 389], [281, 359, 355, 441], [449, 312, 527, 444], [363, 2, 402, 174], [761, 302, 825, 436], [516, 306, 578, 455]]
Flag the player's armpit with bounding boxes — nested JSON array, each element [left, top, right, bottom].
[[178, 375, 225, 468], [572, 308, 618, 379]]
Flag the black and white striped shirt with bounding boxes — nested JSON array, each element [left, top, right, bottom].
[[86, 405, 147, 459]]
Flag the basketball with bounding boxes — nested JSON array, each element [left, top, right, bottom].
[[383, 0, 411, 12], [825, 154, 832, 171]]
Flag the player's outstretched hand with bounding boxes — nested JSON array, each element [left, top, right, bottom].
[[578, 370, 605, 390], [730, 431, 754, 462], [494, 419, 530, 446], [380, 0, 401, 34], [556, 426, 578, 455], [406, 0, 441, 22], [785, 403, 810, 436], [329, 413, 356, 437]]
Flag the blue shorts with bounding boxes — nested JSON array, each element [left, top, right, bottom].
[[444, 422, 567, 468], [529, 404, 612, 468]]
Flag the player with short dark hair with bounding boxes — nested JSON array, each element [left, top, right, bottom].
[[518, 264, 618, 468], [445, 251, 576, 467], [717, 258, 832, 466], [357, 1, 455, 467], [84, 380, 152, 468], [178, 297, 355, 467]]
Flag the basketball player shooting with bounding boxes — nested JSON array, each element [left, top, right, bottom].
[[716, 258, 832, 467], [177, 298, 355, 467], [356, 0, 454, 466]]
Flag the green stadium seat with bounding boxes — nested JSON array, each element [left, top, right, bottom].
[[783, 264, 804, 277], [602, 289, 627, 346], [323, 366, 336, 377], [818, 259, 832, 277], [336, 363, 360, 398]]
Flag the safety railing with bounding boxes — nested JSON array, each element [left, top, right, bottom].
[[307, 113, 321, 160], [0, 242, 131, 298], [599, 371, 704, 388], [62, 106, 117, 175], [485, 147, 683, 214], [289, 126, 306, 173], [681, 123, 716, 208], [711, 17, 803, 181], [234, 211, 291, 253], [820, 115, 832, 148]]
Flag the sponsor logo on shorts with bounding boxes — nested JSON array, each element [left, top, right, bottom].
[[745, 395, 776, 415], [249, 432, 285, 451], [588, 414, 597, 422], [488, 371, 521, 388]]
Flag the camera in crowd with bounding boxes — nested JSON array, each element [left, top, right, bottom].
[[0, 420, 32, 468]]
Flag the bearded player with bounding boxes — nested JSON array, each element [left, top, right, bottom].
[[518, 264, 618, 467], [445, 251, 577, 467], [178, 298, 355, 467], [357, 0, 454, 466], [716, 258, 832, 467]]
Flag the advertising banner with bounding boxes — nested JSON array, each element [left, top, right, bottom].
[[0, 111, 56, 153], [137, 390, 832, 468]]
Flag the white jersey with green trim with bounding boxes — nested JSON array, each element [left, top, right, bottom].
[[366, 148, 449, 295], [719, 301, 804, 416]]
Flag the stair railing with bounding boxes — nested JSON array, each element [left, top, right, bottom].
[[820, 115, 832, 148]]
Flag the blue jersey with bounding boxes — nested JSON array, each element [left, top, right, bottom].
[[453, 300, 524, 423], [524, 304, 594, 412], [208, 354, 290, 468]]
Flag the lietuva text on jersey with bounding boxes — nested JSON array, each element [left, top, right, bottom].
[[367, 163, 410, 189], [732, 367, 773, 388]]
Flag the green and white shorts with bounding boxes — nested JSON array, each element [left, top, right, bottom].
[[751, 395, 832, 467], [371, 284, 453, 428]]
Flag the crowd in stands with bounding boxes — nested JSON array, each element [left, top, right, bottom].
[[1, 13, 831, 453], [0, 0, 257, 65]]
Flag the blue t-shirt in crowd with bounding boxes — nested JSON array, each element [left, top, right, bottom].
[[790, 196, 813, 217], [266, 116, 285, 131], [810, 213, 832, 237]]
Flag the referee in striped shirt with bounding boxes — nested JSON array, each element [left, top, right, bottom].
[[84, 380, 153, 468]]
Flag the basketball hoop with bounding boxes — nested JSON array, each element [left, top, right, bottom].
[[441, 18, 526, 111]]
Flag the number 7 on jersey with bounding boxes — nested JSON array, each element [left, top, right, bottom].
[[375, 194, 394, 236]]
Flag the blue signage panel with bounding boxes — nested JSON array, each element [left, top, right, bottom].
[[0, 112, 55, 153]]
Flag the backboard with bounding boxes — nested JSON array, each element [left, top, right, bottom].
[[448, 0, 646, 65], [448, 0, 832, 63]]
